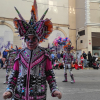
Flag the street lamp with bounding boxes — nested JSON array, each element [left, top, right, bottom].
[[68, 27, 79, 50], [76, 34, 80, 50]]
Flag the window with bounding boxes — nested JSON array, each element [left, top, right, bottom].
[[80, 40, 83, 43], [78, 30, 85, 36]]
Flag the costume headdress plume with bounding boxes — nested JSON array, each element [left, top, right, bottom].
[[13, 0, 53, 43], [14, 7, 26, 22]]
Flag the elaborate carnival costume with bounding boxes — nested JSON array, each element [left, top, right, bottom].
[[4, 0, 60, 100], [63, 45, 75, 83], [4, 47, 18, 84]]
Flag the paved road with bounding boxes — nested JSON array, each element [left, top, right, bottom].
[[0, 68, 100, 100]]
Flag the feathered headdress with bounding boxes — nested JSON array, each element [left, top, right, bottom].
[[13, 0, 53, 43]]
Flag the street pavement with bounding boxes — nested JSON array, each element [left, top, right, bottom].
[[0, 68, 100, 100]]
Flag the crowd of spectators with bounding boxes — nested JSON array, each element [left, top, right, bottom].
[[51, 50, 100, 70], [1, 49, 100, 70], [76, 51, 100, 70], [51, 51, 64, 69]]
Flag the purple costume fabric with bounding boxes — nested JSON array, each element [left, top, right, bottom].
[[6, 50, 17, 69], [63, 53, 73, 64]]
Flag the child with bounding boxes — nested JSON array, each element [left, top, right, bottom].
[[74, 60, 79, 70], [78, 62, 83, 69]]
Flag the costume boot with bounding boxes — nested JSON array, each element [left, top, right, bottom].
[[62, 73, 68, 82], [3, 75, 9, 84], [70, 74, 75, 83]]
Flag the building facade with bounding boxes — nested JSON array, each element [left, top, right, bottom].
[[76, 0, 100, 56]]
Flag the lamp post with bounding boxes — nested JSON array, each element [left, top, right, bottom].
[[68, 27, 78, 50], [76, 34, 80, 50]]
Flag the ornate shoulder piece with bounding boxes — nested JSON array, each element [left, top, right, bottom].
[[38, 46, 51, 60], [14, 48, 25, 62], [45, 48, 52, 60]]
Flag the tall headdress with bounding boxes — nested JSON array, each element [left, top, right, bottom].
[[13, 0, 53, 43]]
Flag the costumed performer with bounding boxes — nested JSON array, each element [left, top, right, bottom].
[[3, 0, 62, 100], [62, 44, 75, 83], [3, 46, 19, 84]]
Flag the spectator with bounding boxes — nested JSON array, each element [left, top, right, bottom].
[[74, 60, 79, 70], [80, 55, 84, 66], [78, 62, 83, 69], [88, 51, 92, 67], [59, 63, 64, 69], [92, 53, 98, 62], [51, 52, 55, 65], [98, 63, 100, 69], [54, 54, 58, 61], [71, 51, 76, 62], [77, 52, 80, 65], [60, 51, 64, 64], [55, 52, 57, 57], [3, 49, 8, 58], [60, 51, 64, 58], [92, 61, 99, 70], [57, 52, 61, 61], [0, 52, 4, 68], [82, 51, 87, 68], [54, 60, 60, 69]]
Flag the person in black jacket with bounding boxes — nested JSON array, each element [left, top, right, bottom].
[[61, 51, 64, 58], [88, 51, 92, 67], [82, 51, 87, 68]]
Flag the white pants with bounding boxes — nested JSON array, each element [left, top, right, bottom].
[[64, 64, 72, 75]]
